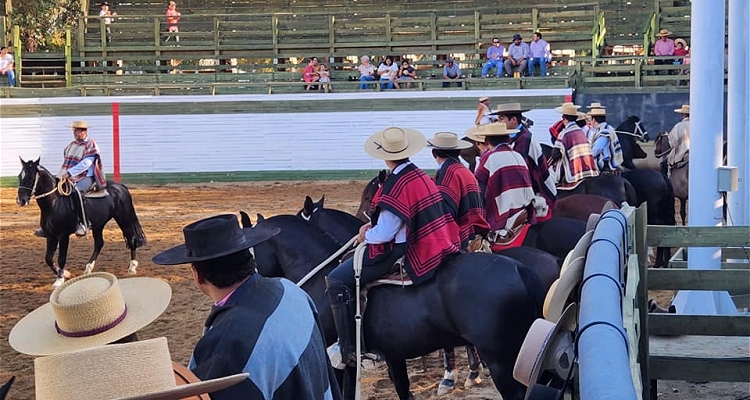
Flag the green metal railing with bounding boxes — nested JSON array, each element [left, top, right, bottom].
[[643, 13, 657, 59], [591, 10, 606, 57]]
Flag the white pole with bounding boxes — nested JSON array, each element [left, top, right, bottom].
[[672, 0, 737, 315], [726, 0, 750, 226]]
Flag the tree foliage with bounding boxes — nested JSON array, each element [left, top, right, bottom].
[[11, 0, 82, 51]]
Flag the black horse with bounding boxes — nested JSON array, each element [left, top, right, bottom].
[[614, 115, 651, 170], [242, 212, 546, 400], [16, 158, 147, 287]]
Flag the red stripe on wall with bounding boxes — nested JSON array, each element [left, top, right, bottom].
[[564, 94, 573, 103], [112, 103, 120, 183]]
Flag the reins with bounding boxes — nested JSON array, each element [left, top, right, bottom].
[[18, 171, 68, 200], [295, 235, 358, 287], [615, 120, 648, 141]]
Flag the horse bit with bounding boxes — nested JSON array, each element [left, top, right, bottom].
[[615, 120, 649, 142]]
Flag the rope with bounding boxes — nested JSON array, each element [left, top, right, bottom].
[[352, 242, 366, 400], [296, 235, 358, 287], [58, 178, 73, 196]]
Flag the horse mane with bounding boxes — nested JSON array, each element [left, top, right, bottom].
[[259, 214, 341, 255]]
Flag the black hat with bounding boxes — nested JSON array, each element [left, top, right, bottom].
[[101, 2, 109, 5], [513, 34, 522, 40], [152, 214, 280, 265]]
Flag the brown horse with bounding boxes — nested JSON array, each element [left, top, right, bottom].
[[655, 132, 688, 225], [553, 194, 619, 222]]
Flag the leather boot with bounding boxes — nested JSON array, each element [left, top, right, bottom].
[[325, 276, 356, 365], [72, 190, 88, 237], [34, 228, 47, 238]]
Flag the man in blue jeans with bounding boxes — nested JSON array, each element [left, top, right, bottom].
[[528, 32, 551, 77], [0, 47, 16, 87], [481, 38, 505, 78]]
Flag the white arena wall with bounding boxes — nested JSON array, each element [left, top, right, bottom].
[[0, 89, 571, 179]]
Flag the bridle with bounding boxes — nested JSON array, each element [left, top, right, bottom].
[[18, 167, 70, 200], [615, 120, 648, 142], [654, 132, 672, 158]]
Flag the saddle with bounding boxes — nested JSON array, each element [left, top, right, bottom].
[[83, 185, 109, 198], [487, 210, 529, 246], [368, 256, 413, 288]]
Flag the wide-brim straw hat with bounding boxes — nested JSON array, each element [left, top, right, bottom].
[[674, 104, 690, 114], [586, 102, 605, 110], [427, 132, 474, 150], [588, 107, 607, 117], [514, 303, 577, 395], [489, 102, 530, 115], [364, 127, 426, 161], [9, 273, 171, 356], [656, 28, 672, 37], [555, 103, 582, 116], [70, 120, 89, 129], [674, 38, 687, 47], [543, 229, 593, 321], [478, 96, 490, 103], [465, 126, 486, 143], [576, 112, 588, 122], [477, 123, 519, 136], [34, 337, 247, 400], [152, 214, 280, 265]]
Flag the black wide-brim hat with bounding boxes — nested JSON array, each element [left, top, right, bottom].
[[152, 214, 280, 265]]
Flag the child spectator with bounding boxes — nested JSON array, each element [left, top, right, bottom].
[[399, 60, 417, 88], [165, 1, 181, 42]]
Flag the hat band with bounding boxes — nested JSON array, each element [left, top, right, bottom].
[[374, 141, 408, 154], [55, 305, 128, 338]]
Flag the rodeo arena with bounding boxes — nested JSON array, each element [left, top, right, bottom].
[[1, 0, 750, 399]]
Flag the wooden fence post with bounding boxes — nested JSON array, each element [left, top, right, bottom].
[[635, 204, 651, 400], [65, 29, 72, 87]]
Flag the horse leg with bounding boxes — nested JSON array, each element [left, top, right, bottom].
[[84, 228, 105, 275], [45, 237, 60, 277], [54, 235, 71, 288], [484, 358, 526, 400], [437, 348, 458, 395], [386, 358, 413, 400], [464, 344, 483, 388], [656, 247, 671, 269], [679, 198, 687, 225]]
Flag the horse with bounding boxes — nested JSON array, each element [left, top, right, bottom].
[[459, 137, 480, 172], [614, 115, 651, 170], [16, 158, 147, 287], [655, 132, 689, 225], [353, 170, 386, 222], [553, 194, 619, 222], [243, 212, 547, 400], [0, 376, 14, 400]]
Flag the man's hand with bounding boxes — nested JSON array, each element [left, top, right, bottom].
[[357, 222, 372, 243], [59, 171, 70, 180]]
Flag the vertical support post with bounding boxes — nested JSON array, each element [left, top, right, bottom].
[[328, 14, 335, 55], [727, 0, 749, 225], [154, 17, 161, 72], [12, 25, 20, 85], [430, 11, 436, 52], [271, 14, 279, 59], [65, 29, 72, 87], [385, 13, 392, 52], [532, 8, 539, 33], [78, 17, 86, 69], [672, 0, 737, 315], [634, 204, 650, 400]]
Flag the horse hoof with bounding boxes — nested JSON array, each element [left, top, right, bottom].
[[52, 277, 65, 288], [84, 262, 95, 275], [464, 372, 482, 388], [62, 269, 72, 279], [437, 371, 456, 395], [127, 260, 138, 275]]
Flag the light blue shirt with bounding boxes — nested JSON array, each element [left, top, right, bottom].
[[364, 162, 409, 244], [507, 42, 530, 61], [67, 156, 96, 177], [591, 122, 619, 169], [486, 45, 505, 60], [443, 63, 461, 78]]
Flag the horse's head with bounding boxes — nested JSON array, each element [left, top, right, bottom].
[[239, 211, 284, 278], [298, 195, 325, 221], [654, 131, 672, 158], [616, 116, 650, 142], [17, 156, 46, 206], [354, 170, 387, 222]]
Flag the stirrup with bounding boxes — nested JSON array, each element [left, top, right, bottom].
[[34, 228, 47, 238], [75, 224, 88, 237]]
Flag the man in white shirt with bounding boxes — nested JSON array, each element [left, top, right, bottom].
[[528, 32, 551, 77], [0, 47, 16, 87], [99, 2, 117, 43]]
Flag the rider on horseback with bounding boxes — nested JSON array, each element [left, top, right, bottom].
[[426, 132, 490, 251], [666, 104, 690, 168], [326, 127, 461, 366], [58, 121, 107, 237], [548, 103, 599, 190], [473, 124, 537, 252], [587, 104, 623, 174], [492, 102, 557, 221]]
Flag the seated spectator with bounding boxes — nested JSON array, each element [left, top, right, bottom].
[[481, 38, 505, 78], [303, 57, 320, 91], [443, 57, 462, 88], [358, 55, 375, 89], [0, 47, 15, 87], [377, 56, 399, 89], [504, 34, 530, 77], [164, 1, 181, 42], [528, 32, 551, 77], [399, 59, 417, 88], [317, 63, 331, 91]]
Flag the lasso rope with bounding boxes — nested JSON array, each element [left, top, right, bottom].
[[295, 235, 358, 287], [353, 242, 366, 400]]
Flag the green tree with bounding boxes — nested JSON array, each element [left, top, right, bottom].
[[11, 0, 81, 51]]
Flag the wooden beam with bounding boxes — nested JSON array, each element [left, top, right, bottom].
[[669, 261, 750, 269], [646, 225, 750, 247], [723, 247, 750, 260], [648, 268, 750, 292], [649, 314, 750, 336]]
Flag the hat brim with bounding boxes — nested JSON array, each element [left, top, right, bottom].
[[120, 373, 248, 400], [152, 225, 280, 265], [555, 106, 581, 116], [464, 126, 486, 143], [489, 109, 530, 116], [524, 304, 577, 399], [9, 278, 172, 356], [543, 256, 585, 321], [427, 138, 474, 150], [674, 108, 690, 114], [364, 128, 426, 161], [480, 126, 519, 136], [656, 31, 672, 37]]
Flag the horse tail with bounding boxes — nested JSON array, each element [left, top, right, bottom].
[[516, 263, 547, 319], [111, 183, 147, 249]]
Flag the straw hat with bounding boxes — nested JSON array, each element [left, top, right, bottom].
[[586, 102, 605, 110], [364, 127, 427, 161], [490, 102, 530, 115], [514, 304, 577, 396], [554, 103, 582, 116], [543, 256, 585, 322], [71, 120, 89, 129], [674, 104, 690, 114], [465, 126, 486, 143], [478, 96, 490, 103], [34, 337, 247, 400], [674, 38, 687, 47], [9, 273, 171, 356], [427, 132, 474, 150], [153, 214, 280, 265], [476, 123, 519, 136], [588, 108, 607, 117], [656, 28, 672, 37], [576, 112, 588, 122]]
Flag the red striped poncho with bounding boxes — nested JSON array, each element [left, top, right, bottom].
[[510, 126, 557, 212], [59, 138, 107, 188], [552, 122, 599, 189], [474, 144, 536, 232], [434, 158, 490, 244], [376, 163, 461, 285]]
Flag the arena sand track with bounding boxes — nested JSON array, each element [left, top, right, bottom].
[[0, 183, 746, 399]]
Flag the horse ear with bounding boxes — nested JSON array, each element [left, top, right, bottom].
[[257, 213, 265, 222], [239, 211, 253, 228], [318, 195, 325, 207], [19, 155, 25, 164], [378, 170, 387, 183], [304, 196, 314, 214]]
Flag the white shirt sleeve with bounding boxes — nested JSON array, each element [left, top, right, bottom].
[[67, 156, 95, 177], [364, 209, 404, 243]]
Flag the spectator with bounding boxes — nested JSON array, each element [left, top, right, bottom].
[[481, 37, 505, 78], [399, 59, 417, 88], [165, 1, 181, 42], [504, 34, 530, 77], [317, 63, 331, 92], [528, 32, 551, 77], [475, 96, 495, 126], [0, 47, 15, 87], [673, 38, 690, 83], [357, 55, 375, 89], [152, 214, 342, 400], [99, 2, 117, 43], [303, 57, 320, 91], [653, 29, 674, 74], [377, 56, 399, 89], [443, 57, 462, 88]]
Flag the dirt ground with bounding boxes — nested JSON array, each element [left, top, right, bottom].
[[0, 182, 747, 399]]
